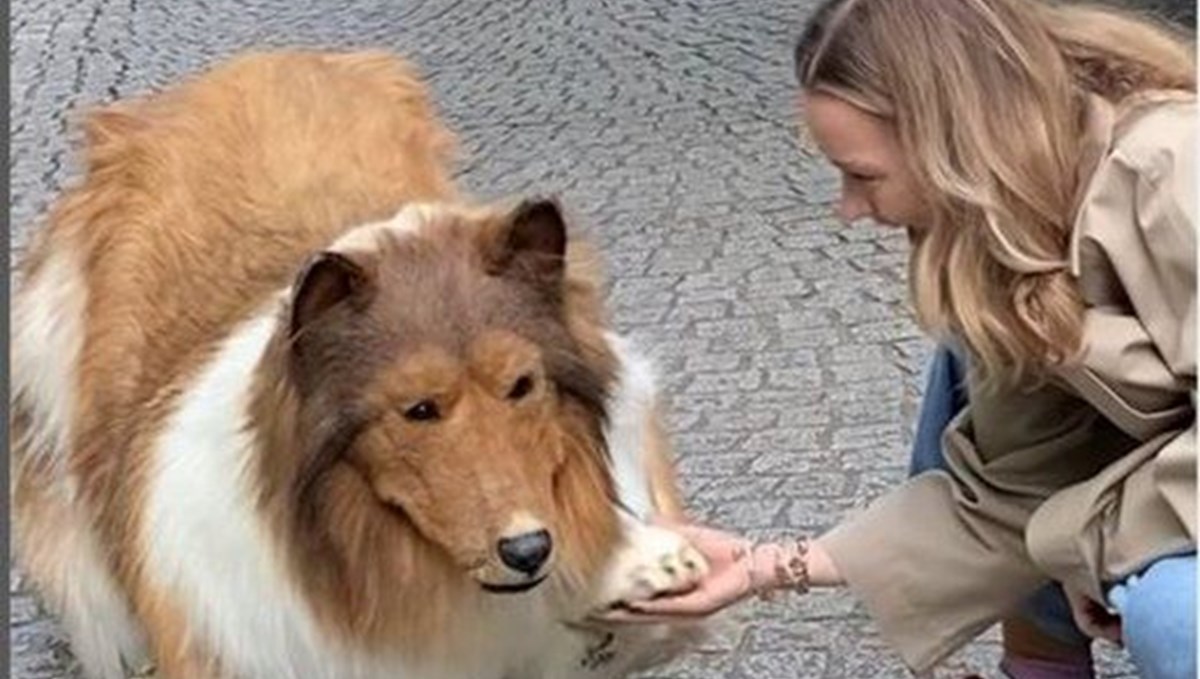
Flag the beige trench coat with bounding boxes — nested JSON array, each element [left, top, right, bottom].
[[822, 91, 1197, 672]]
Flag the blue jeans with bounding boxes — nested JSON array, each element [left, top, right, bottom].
[[911, 344, 1197, 676], [1107, 552, 1197, 679]]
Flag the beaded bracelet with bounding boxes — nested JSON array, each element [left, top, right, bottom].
[[741, 536, 811, 601]]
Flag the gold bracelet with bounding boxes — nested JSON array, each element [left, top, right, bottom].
[[744, 542, 776, 602], [771, 536, 811, 595], [791, 536, 811, 594]]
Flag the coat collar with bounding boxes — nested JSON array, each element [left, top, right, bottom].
[[1068, 89, 1197, 276]]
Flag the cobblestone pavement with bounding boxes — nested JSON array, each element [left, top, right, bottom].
[[12, 0, 1173, 677]]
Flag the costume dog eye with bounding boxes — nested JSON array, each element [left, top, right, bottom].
[[404, 400, 441, 422], [508, 374, 534, 401]]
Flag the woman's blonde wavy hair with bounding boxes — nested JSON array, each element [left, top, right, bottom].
[[795, 0, 1195, 385]]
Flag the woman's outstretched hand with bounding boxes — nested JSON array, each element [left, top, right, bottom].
[[591, 518, 760, 624]]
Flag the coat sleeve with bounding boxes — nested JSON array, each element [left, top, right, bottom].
[[1027, 100, 1197, 597], [819, 446, 1050, 672], [818, 376, 1125, 673]]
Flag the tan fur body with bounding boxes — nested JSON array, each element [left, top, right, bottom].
[[13, 51, 703, 679]]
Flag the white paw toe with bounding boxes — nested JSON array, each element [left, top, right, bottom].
[[601, 525, 710, 606]]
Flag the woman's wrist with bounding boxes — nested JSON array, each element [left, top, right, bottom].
[[746, 536, 844, 596], [745, 537, 811, 598], [745, 541, 786, 597]]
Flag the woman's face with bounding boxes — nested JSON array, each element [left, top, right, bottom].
[[802, 91, 930, 231]]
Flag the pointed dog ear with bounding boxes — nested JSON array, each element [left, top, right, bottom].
[[483, 198, 567, 284], [289, 251, 375, 340]]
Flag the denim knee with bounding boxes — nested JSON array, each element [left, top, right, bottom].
[[909, 343, 967, 476], [1018, 581, 1092, 648], [1108, 553, 1197, 679]]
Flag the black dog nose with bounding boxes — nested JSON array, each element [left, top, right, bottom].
[[497, 530, 552, 575]]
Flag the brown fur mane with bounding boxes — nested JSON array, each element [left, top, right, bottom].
[[248, 217, 623, 655]]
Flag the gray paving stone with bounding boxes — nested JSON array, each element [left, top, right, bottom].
[[692, 476, 787, 505], [749, 452, 825, 477], [740, 428, 824, 456], [705, 499, 790, 529]]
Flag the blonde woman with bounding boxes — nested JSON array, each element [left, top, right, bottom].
[[599, 1, 1196, 678]]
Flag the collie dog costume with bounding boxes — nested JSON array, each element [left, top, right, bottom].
[[12, 51, 708, 679]]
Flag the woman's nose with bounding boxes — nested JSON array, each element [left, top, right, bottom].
[[837, 189, 871, 224]]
